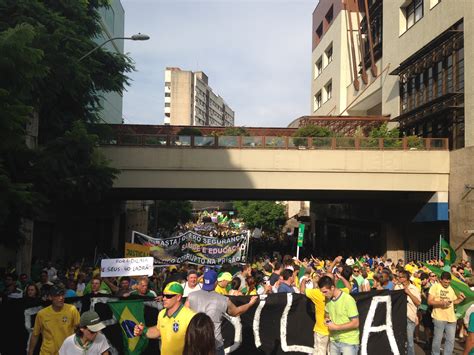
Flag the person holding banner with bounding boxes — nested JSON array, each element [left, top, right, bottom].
[[185, 269, 258, 355], [133, 282, 195, 355], [318, 276, 360, 355], [28, 286, 80, 355]]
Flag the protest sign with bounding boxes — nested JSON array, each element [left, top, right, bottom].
[[100, 257, 154, 277], [124, 242, 150, 258], [132, 230, 249, 266]]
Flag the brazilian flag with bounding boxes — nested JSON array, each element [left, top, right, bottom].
[[108, 299, 149, 354], [440, 237, 457, 265], [423, 263, 474, 318]]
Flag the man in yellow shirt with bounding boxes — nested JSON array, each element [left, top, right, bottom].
[[215, 272, 232, 295], [28, 286, 80, 355], [428, 271, 465, 355], [301, 279, 329, 355], [134, 282, 195, 355]]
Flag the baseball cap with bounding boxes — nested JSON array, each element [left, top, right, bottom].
[[163, 282, 184, 295], [80, 311, 105, 332], [49, 286, 65, 296], [217, 272, 232, 282], [202, 270, 218, 291]]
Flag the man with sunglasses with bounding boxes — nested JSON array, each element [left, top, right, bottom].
[[134, 282, 195, 355]]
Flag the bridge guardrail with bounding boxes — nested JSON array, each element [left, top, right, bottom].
[[104, 135, 449, 151]]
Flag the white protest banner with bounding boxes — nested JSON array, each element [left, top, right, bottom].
[[100, 257, 154, 277]]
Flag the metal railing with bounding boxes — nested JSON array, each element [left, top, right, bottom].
[[103, 134, 449, 151], [404, 240, 440, 263]]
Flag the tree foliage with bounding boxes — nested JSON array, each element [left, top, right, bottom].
[[177, 127, 202, 136], [293, 125, 333, 138], [221, 127, 250, 136], [368, 123, 400, 139], [150, 200, 193, 234], [233, 201, 286, 233], [0, 1, 133, 247]]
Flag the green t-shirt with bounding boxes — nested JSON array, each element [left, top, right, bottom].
[[325, 291, 360, 345]]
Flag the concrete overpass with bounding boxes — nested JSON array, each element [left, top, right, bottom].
[[100, 135, 450, 200]]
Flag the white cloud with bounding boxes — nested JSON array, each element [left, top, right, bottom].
[[122, 0, 317, 127]]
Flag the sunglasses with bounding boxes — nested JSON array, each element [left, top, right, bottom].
[[163, 294, 178, 299]]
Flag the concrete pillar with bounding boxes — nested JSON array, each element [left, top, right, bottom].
[[383, 223, 405, 262]]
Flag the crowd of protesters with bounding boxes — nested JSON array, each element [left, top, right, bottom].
[[2, 254, 474, 354]]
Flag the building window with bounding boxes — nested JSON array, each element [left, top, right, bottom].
[[164, 103, 170, 107], [325, 44, 333, 65], [404, 0, 423, 31], [165, 81, 171, 87], [165, 92, 171, 97], [316, 23, 323, 39], [314, 91, 322, 110], [325, 81, 332, 101], [325, 5, 334, 25], [315, 57, 323, 78]]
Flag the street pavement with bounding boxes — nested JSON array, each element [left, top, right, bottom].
[[414, 338, 465, 354]]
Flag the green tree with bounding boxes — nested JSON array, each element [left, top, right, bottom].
[[233, 201, 286, 233], [150, 201, 193, 234], [221, 127, 250, 136], [292, 124, 333, 147], [177, 127, 202, 136], [0, 1, 133, 247], [365, 123, 401, 148]]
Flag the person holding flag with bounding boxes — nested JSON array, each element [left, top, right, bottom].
[[133, 282, 195, 355]]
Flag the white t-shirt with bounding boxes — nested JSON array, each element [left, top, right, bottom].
[[182, 282, 202, 297], [59, 332, 110, 355]]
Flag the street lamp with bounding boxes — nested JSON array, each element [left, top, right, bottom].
[[78, 33, 150, 62]]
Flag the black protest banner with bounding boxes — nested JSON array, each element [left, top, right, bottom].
[[8, 290, 406, 355], [132, 230, 249, 266], [221, 290, 407, 354]]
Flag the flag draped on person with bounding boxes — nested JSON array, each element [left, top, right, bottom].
[[440, 237, 457, 265], [108, 300, 148, 354], [423, 263, 474, 318]]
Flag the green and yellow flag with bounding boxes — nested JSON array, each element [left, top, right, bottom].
[[423, 263, 474, 318], [440, 237, 457, 265], [108, 299, 149, 355]]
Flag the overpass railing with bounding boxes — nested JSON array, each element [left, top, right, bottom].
[[104, 135, 449, 150]]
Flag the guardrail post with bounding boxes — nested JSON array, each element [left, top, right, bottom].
[[191, 135, 195, 148], [355, 137, 360, 150], [402, 137, 407, 150], [331, 137, 336, 149], [238, 135, 242, 148], [426, 138, 431, 150], [166, 135, 170, 147], [263, 136, 266, 148], [378, 138, 383, 150], [285, 136, 289, 149]]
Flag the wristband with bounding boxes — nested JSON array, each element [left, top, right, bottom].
[[142, 326, 149, 338]]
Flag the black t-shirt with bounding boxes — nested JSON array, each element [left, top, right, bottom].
[[269, 273, 280, 286]]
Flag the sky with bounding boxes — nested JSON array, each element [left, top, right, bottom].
[[121, 0, 318, 127]]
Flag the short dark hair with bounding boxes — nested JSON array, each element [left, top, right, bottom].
[[187, 269, 198, 277], [318, 276, 334, 289], [398, 270, 410, 280], [274, 262, 282, 271], [281, 269, 293, 281], [231, 277, 241, 290], [440, 272, 451, 281]]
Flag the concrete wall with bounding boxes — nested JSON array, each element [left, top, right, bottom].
[[449, 146, 474, 254], [383, 0, 474, 146], [168, 69, 193, 125], [101, 146, 450, 192]]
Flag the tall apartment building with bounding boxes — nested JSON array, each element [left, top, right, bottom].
[[309, 0, 474, 257], [311, 0, 472, 149], [97, 0, 125, 124], [164, 67, 235, 127]]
